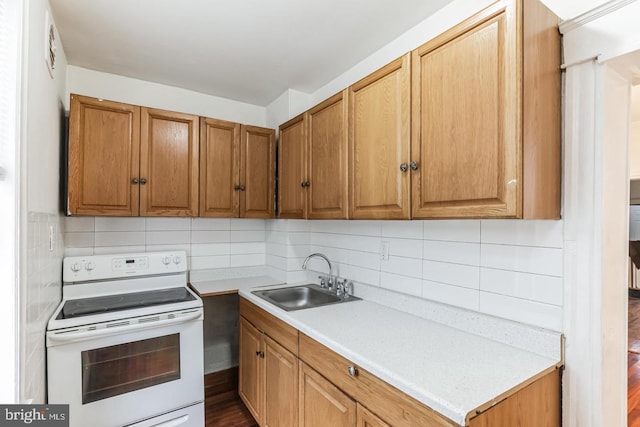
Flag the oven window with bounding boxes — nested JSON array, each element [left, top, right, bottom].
[[81, 334, 180, 404]]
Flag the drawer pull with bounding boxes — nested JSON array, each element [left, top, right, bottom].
[[256, 351, 265, 358], [347, 365, 358, 377]]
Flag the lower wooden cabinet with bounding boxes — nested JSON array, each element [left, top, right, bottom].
[[299, 361, 356, 427], [239, 298, 560, 427], [264, 336, 298, 427], [357, 404, 390, 427], [239, 301, 299, 427], [298, 333, 457, 427], [238, 318, 263, 421]]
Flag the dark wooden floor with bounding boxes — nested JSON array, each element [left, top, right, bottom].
[[630, 298, 640, 426], [205, 367, 258, 427]]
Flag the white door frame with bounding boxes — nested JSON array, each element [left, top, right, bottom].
[[561, 1, 640, 425]]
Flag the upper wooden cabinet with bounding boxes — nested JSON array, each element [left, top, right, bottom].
[[69, 95, 199, 217], [307, 90, 349, 219], [200, 120, 275, 218], [241, 125, 276, 218], [278, 114, 308, 219], [68, 94, 141, 216], [411, 0, 560, 219], [200, 117, 241, 217], [140, 107, 199, 216], [348, 53, 411, 220]]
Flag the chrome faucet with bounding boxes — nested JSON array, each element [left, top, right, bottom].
[[302, 253, 334, 289]]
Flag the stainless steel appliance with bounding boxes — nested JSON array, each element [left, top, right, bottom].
[[46, 251, 204, 427]]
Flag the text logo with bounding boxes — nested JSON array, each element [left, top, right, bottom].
[[0, 405, 68, 426]]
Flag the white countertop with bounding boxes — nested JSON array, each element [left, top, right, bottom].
[[189, 275, 283, 296], [191, 277, 561, 426]]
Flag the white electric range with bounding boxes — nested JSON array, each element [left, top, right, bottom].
[[46, 251, 204, 427]]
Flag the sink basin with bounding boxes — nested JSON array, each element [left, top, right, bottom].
[[252, 284, 361, 311]]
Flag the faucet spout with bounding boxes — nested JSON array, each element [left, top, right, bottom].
[[302, 253, 334, 288]]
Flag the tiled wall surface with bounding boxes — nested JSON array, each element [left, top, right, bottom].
[[63, 217, 266, 270], [266, 219, 313, 283], [22, 212, 64, 403], [267, 219, 564, 331], [64, 217, 563, 331]]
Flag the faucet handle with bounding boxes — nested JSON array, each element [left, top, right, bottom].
[[318, 275, 328, 288], [341, 281, 353, 299]]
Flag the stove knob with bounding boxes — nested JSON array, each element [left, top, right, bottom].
[[70, 262, 81, 272], [162, 256, 171, 265], [85, 261, 95, 271], [173, 256, 181, 265]]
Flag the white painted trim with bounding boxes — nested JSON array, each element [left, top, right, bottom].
[[599, 64, 630, 425], [560, 55, 600, 70], [559, 0, 638, 33]]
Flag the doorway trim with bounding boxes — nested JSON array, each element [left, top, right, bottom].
[[561, 2, 640, 425]]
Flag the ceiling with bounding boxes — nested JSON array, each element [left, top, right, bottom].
[[50, 0, 453, 106]]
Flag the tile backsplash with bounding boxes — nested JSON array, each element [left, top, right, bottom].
[[267, 219, 564, 331], [64, 216, 563, 331], [22, 212, 64, 403], [64, 217, 267, 269]]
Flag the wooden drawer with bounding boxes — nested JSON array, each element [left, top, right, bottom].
[[298, 333, 457, 427], [240, 297, 299, 355]]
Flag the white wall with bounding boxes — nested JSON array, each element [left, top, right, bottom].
[[541, 0, 610, 20], [67, 66, 267, 126], [20, 0, 68, 404], [0, 0, 23, 404], [265, 88, 310, 129]]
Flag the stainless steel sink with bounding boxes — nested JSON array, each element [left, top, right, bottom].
[[252, 284, 361, 311]]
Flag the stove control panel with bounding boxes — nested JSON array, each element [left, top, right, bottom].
[[63, 251, 187, 282]]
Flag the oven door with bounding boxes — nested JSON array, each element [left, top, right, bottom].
[[47, 309, 204, 427]]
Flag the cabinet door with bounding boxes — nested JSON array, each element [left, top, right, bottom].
[[140, 108, 199, 216], [357, 404, 390, 427], [240, 125, 275, 218], [68, 94, 140, 216], [278, 114, 308, 219], [307, 90, 349, 219], [200, 117, 240, 217], [239, 318, 263, 424], [264, 336, 298, 427], [411, 8, 518, 218], [349, 54, 410, 219], [299, 362, 356, 427]]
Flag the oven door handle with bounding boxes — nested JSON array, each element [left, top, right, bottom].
[[47, 310, 203, 344], [150, 414, 190, 427]]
